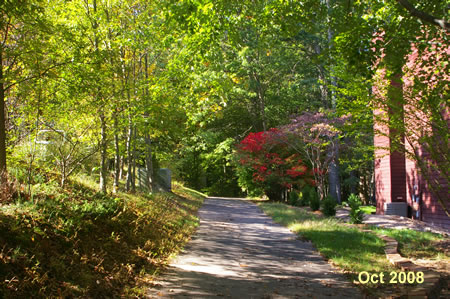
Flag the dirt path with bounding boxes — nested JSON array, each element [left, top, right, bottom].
[[147, 198, 362, 298]]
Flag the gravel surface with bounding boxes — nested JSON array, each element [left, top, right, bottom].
[[147, 198, 362, 298]]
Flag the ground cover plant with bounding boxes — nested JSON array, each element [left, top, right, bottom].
[[321, 195, 337, 217], [0, 173, 204, 298], [347, 194, 365, 224]]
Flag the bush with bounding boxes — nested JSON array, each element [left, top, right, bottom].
[[348, 193, 364, 224], [0, 172, 15, 203], [288, 191, 300, 206], [308, 188, 320, 211], [297, 189, 309, 206], [322, 195, 337, 216], [234, 129, 314, 201]]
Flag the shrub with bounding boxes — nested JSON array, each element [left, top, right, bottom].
[[348, 193, 364, 224], [234, 129, 314, 201], [308, 188, 320, 211], [297, 188, 309, 206], [321, 195, 337, 216], [288, 191, 300, 206], [0, 172, 15, 203]]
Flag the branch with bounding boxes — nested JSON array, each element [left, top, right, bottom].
[[66, 148, 99, 179], [4, 60, 72, 91], [396, 0, 450, 32]]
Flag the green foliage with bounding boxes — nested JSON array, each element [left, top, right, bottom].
[[348, 193, 364, 224], [360, 205, 376, 215], [0, 171, 204, 298], [321, 195, 337, 217], [297, 189, 309, 207], [288, 191, 300, 206], [308, 188, 320, 211]]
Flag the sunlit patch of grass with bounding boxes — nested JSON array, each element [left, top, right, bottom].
[[72, 173, 100, 191], [371, 227, 449, 260], [360, 205, 376, 215], [259, 203, 396, 278], [174, 182, 207, 199]]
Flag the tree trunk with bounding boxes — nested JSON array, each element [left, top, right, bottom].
[[61, 160, 66, 188], [143, 53, 154, 192], [126, 114, 133, 192], [349, 170, 357, 195], [119, 155, 124, 180], [113, 112, 120, 193], [328, 158, 341, 203], [0, 50, 7, 175], [131, 127, 136, 192], [326, 0, 341, 203], [145, 134, 154, 192], [99, 111, 107, 193]]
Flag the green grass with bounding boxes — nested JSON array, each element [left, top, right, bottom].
[[259, 203, 450, 296], [0, 173, 205, 298], [360, 205, 376, 215], [258, 202, 401, 297], [259, 203, 395, 275], [371, 227, 448, 260]]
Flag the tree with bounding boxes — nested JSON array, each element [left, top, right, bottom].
[[281, 111, 348, 201], [396, 0, 449, 32], [331, 0, 449, 213], [235, 128, 312, 201], [0, 0, 50, 174]]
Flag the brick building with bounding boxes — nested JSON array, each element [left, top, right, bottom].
[[373, 35, 449, 230]]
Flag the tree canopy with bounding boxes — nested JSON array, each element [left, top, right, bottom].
[[0, 0, 448, 209]]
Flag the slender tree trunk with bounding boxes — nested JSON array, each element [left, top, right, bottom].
[[326, 0, 337, 108], [0, 50, 7, 175], [113, 112, 120, 193], [349, 170, 357, 195], [145, 134, 153, 192], [316, 64, 330, 108], [258, 89, 267, 132], [61, 160, 66, 188], [126, 113, 133, 192], [328, 145, 341, 203], [119, 154, 124, 180], [99, 111, 107, 193], [326, 0, 341, 203], [131, 127, 136, 192]]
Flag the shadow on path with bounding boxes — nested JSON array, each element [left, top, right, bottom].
[[148, 198, 362, 298]]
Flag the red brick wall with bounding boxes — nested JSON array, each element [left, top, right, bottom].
[[407, 150, 450, 229], [373, 29, 449, 230], [374, 109, 391, 214], [376, 126, 449, 229]]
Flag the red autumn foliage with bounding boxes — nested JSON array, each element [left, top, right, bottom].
[[235, 129, 314, 198]]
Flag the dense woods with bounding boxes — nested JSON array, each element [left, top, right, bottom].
[[0, 0, 448, 200], [0, 0, 448, 296]]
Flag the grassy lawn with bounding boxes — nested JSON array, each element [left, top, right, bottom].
[[0, 175, 205, 298], [360, 205, 376, 215], [370, 227, 449, 260], [259, 203, 395, 275], [259, 202, 450, 296]]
